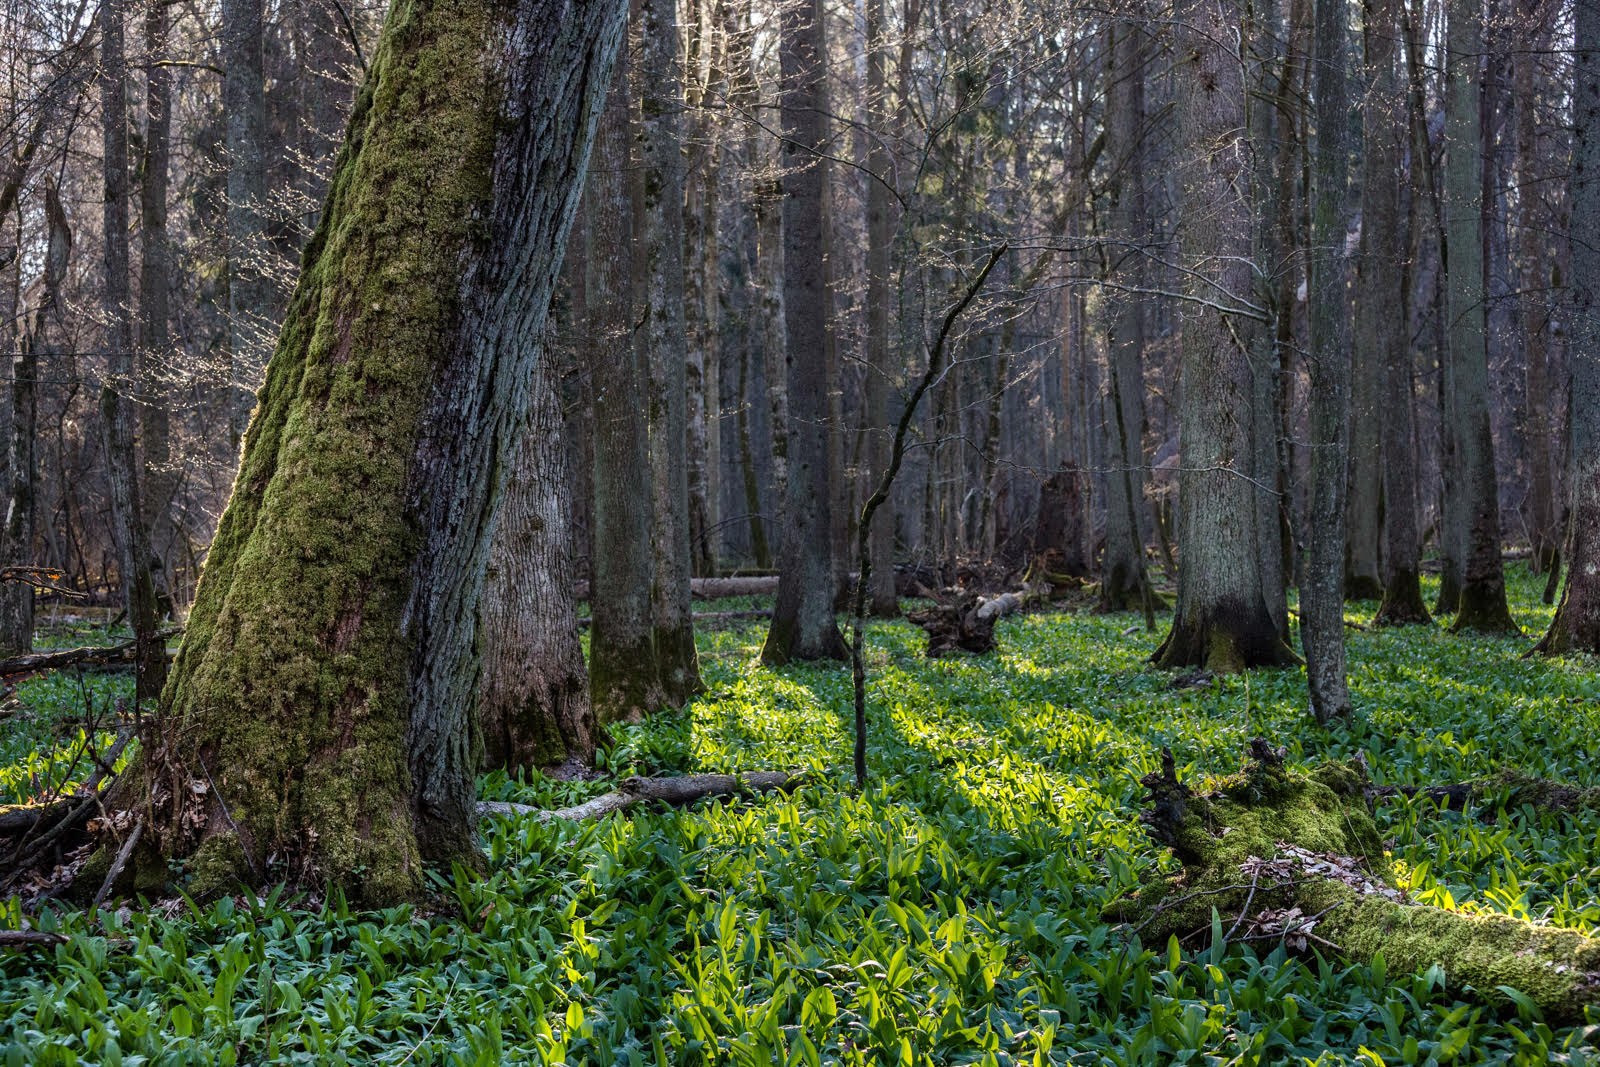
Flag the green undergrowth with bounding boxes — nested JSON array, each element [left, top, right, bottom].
[[4, 568, 1600, 1063]]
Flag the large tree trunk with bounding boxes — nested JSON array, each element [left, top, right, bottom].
[[1534, 0, 1600, 655], [131, 0, 627, 903], [863, 0, 897, 618], [222, 0, 269, 448], [1153, 0, 1296, 673], [139, 0, 176, 618], [1443, 0, 1518, 633], [478, 354, 596, 774], [1099, 18, 1153, 615], [637, 0, 702, 706], [1305, 0, 1353, 721], [589, 51, 664, 722], [761, 0, 846, 664], [1371, 0, 1433, 627], [99, 0, 166, 704]]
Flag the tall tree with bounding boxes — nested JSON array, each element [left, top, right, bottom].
[[128, 0, 627, 901], [1534, 0, 1600, 654], [589, 51, 664, 720], [1153, 0, 1297, 672], [1304, 0, 1353, 721], [222, 0, 268, 448], [761, 0, 846, 664], [637, 0, 702, 704], [1370, 0, 1433, 626], [99, 0, 166, 703], [140, 0, 176, 615], [1442, 0, 1518, 632], [862, 0, 898, 617]]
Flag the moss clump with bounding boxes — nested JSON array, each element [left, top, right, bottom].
[[185, 833, 250, 901]]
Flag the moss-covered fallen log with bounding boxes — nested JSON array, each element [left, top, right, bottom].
[[1125, 741, 1600, 1021], [476, 770, 807, 822]]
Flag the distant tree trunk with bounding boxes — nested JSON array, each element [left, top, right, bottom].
[[1534, 0, 1600, 655], [223, 0, 268, 448], [140, 0, 176, 618], [1153, 0, 1297, 673], [683, 1, 715, 578], [761, 0, 846, 664], [1371, 0, 1433, 626], [479, 354, 596, 773], [589, 52, 664, 721], [133, 0, 627, 902], [1305, 0, 1353, 722], [1344, 18, 1384, 607], [1443, 0, 1518, 633], [99, 0, 166, 703], [1516, 2, 1558, 582], [637, 0, 702, 706], [863, 0, 897, 616], [759, 177, 787, 512], [1099, 17, 1152, 614]]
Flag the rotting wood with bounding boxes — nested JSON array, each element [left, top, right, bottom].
[[0, 929, 67, 947], [476, 770, 807, 821]]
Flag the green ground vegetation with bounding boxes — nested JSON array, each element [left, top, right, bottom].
[[3, 567, 1599, 1064]]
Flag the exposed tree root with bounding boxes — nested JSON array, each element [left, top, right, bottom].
[[1123, 742, 1600, 1021], [476, 770, 808, 822]]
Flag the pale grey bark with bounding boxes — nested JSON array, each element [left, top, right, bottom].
[[863, 0, 896, 616], [761, 0, 846, 663], [139, 0, 175, 616], [1305, 0, 1353, 721], [637, 0, 701, 705], [223, 0, 268, 448]]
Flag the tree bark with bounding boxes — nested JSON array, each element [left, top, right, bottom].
[[589, 49, 664, 723], [1443, 0, 1518, 633], [761, 0, 846, 664], [222, 0, 269, 448], [1153, 0, 1297, 673], [1533, 0, 1600, 655], [863, 0, 897, 618], [1305, 0, 1353, 721], [139, 0, 176, 619], [637, 0, 702, 706], [1371, 0, 1433, 627], [130, 0, 628, 903], [99, 0, 166, 704]]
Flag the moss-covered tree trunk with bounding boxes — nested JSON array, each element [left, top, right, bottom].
[[1534, 2, 1600, 656], [588, 50, 665, 723], [1152, 0, 1296, 674], [140, 0, 626, 903]]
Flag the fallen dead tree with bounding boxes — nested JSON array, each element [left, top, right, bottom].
[[0, 629, 181, 678], [1125, 741, 1600, 1022], [476, 770, 807, 822], [905, 586, 1028, 658]]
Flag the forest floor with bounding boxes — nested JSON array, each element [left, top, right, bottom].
[[2, 567, 1599, 1064]]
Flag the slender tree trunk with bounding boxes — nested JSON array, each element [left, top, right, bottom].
[[133, 0, 627, 902], [863, 0, 897, 616], [761, 0, 846, 664], [1443, 0, 1518, 632], [1305, 0, 1353, 721], [638, 0, 702, 705], [479, 351, 596, 773], [1154, 0, 1297, 673], [223, 0, 268, 448], [140, 0, 175, 619], [1372, 0, 1433, 625], [589, 50, 664, 721], [99, 0, 165, 704], [1534, 0, 1600, 655]]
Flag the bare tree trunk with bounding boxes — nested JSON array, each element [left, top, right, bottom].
[[589, 51, 664, 722], [638, 0, 702, 705], [479, 351, 596, 773], [139, 0, 175, 619], [99, 0, 165, 703], [1443, 0, 1518, 632], [1372, 0, 1433, 626], [761, 0, 846, 664], [1154, 0, 1297, 673], [863, 0, 897, 616], [223, 0, 268, 448], [130, 0, 628, 902], [1534, 0, 1600, 655]]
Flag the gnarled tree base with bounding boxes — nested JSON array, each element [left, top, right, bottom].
[[1126, 743, 1600, 1022], [1374, 569, 1432, 627], [1450, 581, 1520, 635], [1153, 602, 1299, 673]]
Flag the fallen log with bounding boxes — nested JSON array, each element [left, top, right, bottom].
[[0, 929, 67, 948], [477, 770, 807, 822], [975, 591, 1026, 621], [1126, 741, 1600, 1022], [907, 590, 997, 657], [1362, 770, 1600, 818], [0, 629, 181, 678]]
